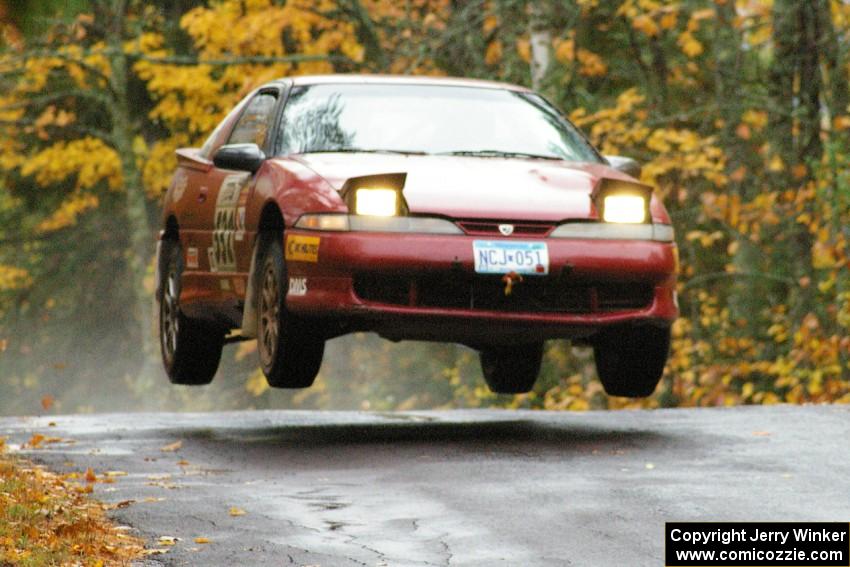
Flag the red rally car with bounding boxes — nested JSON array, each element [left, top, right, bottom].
[[155, 75, 678, 396]]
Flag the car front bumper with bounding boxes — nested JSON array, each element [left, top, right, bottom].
[[283, 229, 678, 345]]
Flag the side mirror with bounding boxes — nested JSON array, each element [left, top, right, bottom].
[[604, 155, 642, 179], [213, 143, 266, 173]]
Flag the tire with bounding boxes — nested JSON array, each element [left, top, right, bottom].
[[593, 325, 671, 397], [158, 240, 225, 385], [256, 235, 324, 388], [479, 343, 544, 394]]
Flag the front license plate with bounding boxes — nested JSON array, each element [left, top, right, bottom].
[[473, 240, 549, 275]]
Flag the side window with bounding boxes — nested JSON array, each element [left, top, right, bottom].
[[199, 114, 232, 159], [227, 93, 277, 147], [200, 94, 255, 159]]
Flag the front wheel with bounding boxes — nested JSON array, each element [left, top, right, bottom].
[[593, 325, 671, 398], [159, 240, 225, 385], [479, 343, 544, 394], [256, 236, 324, 388]]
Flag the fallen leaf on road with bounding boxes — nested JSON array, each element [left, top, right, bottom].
[[157, 536, 180, 546], [752, 431, 771, 436], [144, 497, 166, 503], [160, 440, 182, 452], [142, 548, 170, 556], [147, 480, 179, 489], [84, 468, 97, 483], [26, 434, 45, 448], [105, 470, 127, 477], [176, 459, 189, 466], [194, 537, 211, 544], [41, 395, 54, 411], [229, 506, 246, 517], [103, 500, 135, 510]]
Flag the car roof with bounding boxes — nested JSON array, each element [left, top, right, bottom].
[[276, 74, 532, 92]]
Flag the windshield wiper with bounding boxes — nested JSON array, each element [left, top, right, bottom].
[[437, 149, 563, 160], [300, 148, 428, 156]]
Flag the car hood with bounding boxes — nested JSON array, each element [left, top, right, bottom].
[[287, 153, 648, 222]]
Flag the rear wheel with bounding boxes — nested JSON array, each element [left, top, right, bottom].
[[479, 343, 544, 394], [593, 325, 671, 397], [159, 240, 225, 385], [256, 236, 324, 388]]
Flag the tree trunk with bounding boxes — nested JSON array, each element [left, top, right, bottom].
[[106, 0, 157, 381], [528, 1, 551, 90], [713, 1, 757, 328], [815, 0, 848, 124], [769, 0, 820, 321], [342, 0, 389, 72]]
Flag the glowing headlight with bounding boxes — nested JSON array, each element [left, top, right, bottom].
[[603, 194, 647, 223], [355, 188, 399, 217]]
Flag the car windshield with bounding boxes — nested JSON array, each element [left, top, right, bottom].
[[276, 83, 601, 162]]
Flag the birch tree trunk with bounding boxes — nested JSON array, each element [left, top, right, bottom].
[[528, 1, 551, 90]]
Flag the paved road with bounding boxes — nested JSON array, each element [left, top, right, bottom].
[[1, 406, 848, 566]]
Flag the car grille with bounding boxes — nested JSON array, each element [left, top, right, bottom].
[[353, 274, 653, 313], [456, 220, 555, 237]]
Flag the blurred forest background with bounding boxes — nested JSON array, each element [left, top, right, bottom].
[[2, 0, 850, 415]]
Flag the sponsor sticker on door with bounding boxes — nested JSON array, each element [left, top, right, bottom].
[[186, 247, 199, 269]]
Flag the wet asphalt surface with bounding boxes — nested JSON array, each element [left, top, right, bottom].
[[1, 406, 849, 566]]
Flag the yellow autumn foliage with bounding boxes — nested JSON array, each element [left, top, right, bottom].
[[20, 138, 122, 191], [0, 265, 31, 292], [553, 39, 608, 77], [36, 193, 99, 233], [134, 0, 369, 195], [0, 456, 144, 565], [677, 31, 704, 57]]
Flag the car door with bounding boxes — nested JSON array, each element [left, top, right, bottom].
[[172, 94, 251, 282], [191, 89, 280, 298], [212, 90, 279, 278]]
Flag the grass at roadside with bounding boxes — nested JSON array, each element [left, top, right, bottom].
[[0, 438, 144, 566]]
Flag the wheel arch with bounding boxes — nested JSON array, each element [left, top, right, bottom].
[[257, 201, 285, 234], [156, 215, 181, 301], [163, 214, 180, 240]]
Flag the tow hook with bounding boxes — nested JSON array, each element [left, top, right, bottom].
[[502, 271, 523, 296]]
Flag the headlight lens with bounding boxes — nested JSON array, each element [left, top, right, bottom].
[[549, 222, 674, 241], [355, 188, 398, 216], [295, 214, 350, 231], [603, 194, 647, 223], [294, 214, 463, 234]]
